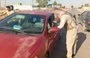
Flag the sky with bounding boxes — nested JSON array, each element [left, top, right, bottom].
[[1, 0, 90, 8], [49, 0, 90, 8]]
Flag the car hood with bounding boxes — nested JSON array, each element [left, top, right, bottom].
[[0, 33, 40, 58]]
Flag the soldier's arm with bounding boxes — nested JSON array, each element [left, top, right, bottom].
[[57, 15, 67, 29]]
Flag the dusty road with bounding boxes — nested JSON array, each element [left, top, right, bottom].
[[75, 31, 90, 58], [50, 25, 90, 58]]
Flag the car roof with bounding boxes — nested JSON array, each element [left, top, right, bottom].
[[15, 10, 52, 18]]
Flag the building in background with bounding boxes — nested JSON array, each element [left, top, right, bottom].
[[13, 5, 33, 10]]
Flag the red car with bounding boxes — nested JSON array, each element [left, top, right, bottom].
[[0, 10, 59, 58]]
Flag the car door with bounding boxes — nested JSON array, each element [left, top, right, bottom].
[[47, 14, 58, 52]]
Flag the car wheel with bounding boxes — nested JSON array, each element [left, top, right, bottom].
[[44, 52, 49, 58]]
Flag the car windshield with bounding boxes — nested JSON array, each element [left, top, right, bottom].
[[0, 13, 45, 34], [86, 12, 90, 22], [81, 11, 90, 22]]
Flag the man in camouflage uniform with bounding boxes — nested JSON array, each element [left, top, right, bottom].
[[52, 9, 78, 58]]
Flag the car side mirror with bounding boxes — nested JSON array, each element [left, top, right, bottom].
[[49, 27, 59, 33]]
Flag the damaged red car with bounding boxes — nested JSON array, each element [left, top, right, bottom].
[[0, 10, 59, 58]]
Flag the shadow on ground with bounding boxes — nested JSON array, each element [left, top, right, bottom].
[[76, 32, 86, 54], [50, 28, 67, 58], [50, 30, 86, 58]]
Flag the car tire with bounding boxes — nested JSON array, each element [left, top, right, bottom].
[[44, 52, 49, 58]]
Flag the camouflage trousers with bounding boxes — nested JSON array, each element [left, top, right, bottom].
[[66, 28, 78, 58]]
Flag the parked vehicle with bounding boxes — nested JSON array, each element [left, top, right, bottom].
[[0, 10, 59, 58], [79, 11, 90, 31]]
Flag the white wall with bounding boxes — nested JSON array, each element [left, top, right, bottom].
[[13, 5, 33, 10]]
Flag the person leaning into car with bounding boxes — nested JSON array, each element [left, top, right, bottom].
[[51, 8, 78, 58]]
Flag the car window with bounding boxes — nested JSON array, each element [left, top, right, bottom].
[[86, 12, 90, 21], [81, 11, 90, 20], [0, 13, 45, 34], [6, 15, 25, 26], [80, 11, 89, 22], [81, 11, 90, 22]]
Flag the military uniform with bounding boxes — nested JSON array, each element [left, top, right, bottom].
[[57, 12, 78, 58]]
